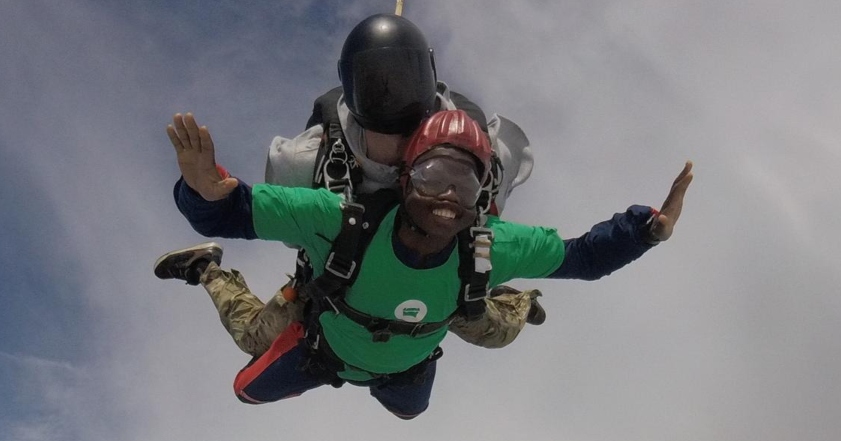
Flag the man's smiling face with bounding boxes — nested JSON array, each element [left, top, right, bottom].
[[403, 147, 480, 239]]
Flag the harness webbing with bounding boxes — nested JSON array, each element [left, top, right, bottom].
[[331, 297, 450, 343], [458, 226, 494, 321], [295, 86, 499, 336], [302, 190, 492, 346]]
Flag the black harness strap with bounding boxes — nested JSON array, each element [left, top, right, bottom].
[[295, 87, 496, 380], [305, 86, 343, 130], [296, 84, 493, 288], [308, 86, 362, 193], [295, 195, 363, 301], [303, 189, 494, 345], [293, 88, 361, 290], [312, 123, 362, 193], [331, 298, 451, 343], [296, 192, 493, 383], [457, 226, 494, 321], [299, 194, 369, 344], [292, 86, 496, 382], [299, 190, 401, 336], [323, 196, 365, 280]]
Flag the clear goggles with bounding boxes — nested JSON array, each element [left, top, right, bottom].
[[409, 157, 482, 206]]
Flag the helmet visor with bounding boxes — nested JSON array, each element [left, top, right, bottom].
[[341, 47, 436, 134], [409, 156, 482, 207]]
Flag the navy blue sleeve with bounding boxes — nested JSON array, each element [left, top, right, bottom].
[[549, 205, 656, 280], [173, 177, 258, 239]]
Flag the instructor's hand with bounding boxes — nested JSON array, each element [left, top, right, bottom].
[[649, 161, 694, 242], [167, 113, 238, 201]]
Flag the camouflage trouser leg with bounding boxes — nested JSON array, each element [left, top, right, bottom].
[[448, 287, 541, 349], [200, 262, 305, 357]]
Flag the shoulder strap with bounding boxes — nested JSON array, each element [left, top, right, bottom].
[[293, 88, 361, 290], [301, 189, 400, 302], [456, 226, 494, 321], [309, 87, 363, 193], [301, 86, 493, 324], [306, 86, 343, 130], [300, 190, 408, 343], [344, 190, 403, 282]]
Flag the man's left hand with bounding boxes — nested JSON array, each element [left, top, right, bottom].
[[649, 160, 694, 242]]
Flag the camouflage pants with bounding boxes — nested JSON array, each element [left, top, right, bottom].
[[200, 262, 537, 356], [200, 263, 305, 356]]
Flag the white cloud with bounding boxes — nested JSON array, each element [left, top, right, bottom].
[[2, 1, 840, 440]]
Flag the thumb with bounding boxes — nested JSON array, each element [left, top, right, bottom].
[[220, 177, 239, 193], [202, 177, 238, 201], [650, 213, 674, 242]]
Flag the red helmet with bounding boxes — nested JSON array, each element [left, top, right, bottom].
[[400, 110, 493, 191]]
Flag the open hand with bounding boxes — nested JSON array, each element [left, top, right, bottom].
[[649, 161, 694, 242], [166, 113, 238, 201]]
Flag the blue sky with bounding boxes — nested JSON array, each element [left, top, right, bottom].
[[3, 1, 841, 440]]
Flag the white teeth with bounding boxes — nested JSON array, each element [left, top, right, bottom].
[[433, 208, 456, 219]]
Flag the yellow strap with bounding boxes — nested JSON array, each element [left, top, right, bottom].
[[395, 0, 404, 16]]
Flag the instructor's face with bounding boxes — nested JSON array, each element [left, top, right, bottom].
[[363, 129, 412, 166]]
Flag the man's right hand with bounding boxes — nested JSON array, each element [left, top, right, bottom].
[[167, 113, 238, 201]]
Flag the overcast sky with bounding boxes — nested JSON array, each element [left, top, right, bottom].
[[2, 1, 840, 440]]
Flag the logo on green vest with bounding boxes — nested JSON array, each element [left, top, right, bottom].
[[394, 300, 428, 323]]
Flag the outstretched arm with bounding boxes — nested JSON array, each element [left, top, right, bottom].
[[167, 112, 239, 201], [168, 113, 257, 239], [552, 161, 694, 280]]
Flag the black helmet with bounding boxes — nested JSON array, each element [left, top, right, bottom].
[[338, 14, 438, 135]]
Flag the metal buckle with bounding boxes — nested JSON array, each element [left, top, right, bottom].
[[324, 252, 355, 280], [463, 283, 489, 302], [322, 139, 353, 193], [340, 200, 365, 216], [469, 226, 494, 241]]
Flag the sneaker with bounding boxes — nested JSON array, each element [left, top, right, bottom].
[[525, 290, 546, 326], [153, 242, 223, 285]]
